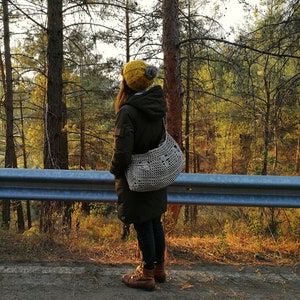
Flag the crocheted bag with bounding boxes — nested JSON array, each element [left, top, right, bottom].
[[125, 131, 184, 192]]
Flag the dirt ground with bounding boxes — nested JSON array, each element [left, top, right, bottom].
[[0, 262, 299, 300]]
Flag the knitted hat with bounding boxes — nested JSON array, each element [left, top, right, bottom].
[[122, 60, 158, 92]]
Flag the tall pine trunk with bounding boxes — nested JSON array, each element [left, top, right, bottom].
[[44, 0, 63, 170], [2, 0, 24, 231], [41, 0, 64, 234], [163, 0, 183, 229]]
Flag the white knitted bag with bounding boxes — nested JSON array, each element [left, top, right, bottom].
[[125, 132, 184, 192]]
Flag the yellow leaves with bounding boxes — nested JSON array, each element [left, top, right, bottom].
[[30, 74, 47, 106], [213, 3, 220, 13], [63, 123, 77, 133], [257, 70, 264, 76], [27, 123, 43, 143], [24, 123, 44, 167], [253, 8, 259, 18]]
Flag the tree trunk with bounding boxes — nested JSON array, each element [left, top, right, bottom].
[[233, 134, 253, 174], [80, 95, 86, 170], [262, 58, 271, 176], [184, 1, 192, 173], [163, 0, 183, 229], [79, 92, 91, 215], [125, 0, 130, 62], [41, 0, 64, 233], [163, 0, 182, 141], [19, 98, 31, 229], [0, 51, 10, 230], [44, 0, 63, 170], [15, 201, 25, 233], [183, 1, 192, 225], [61, 99, 72, 230], [2, 0, 21, 230]]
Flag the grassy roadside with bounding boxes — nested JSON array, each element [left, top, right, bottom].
[[0, 224, 299, 266]]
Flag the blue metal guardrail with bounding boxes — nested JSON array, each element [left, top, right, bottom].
[[0, 168, 299, 208]]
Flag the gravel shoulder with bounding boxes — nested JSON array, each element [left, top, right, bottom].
[[0, 262, 299, 300]]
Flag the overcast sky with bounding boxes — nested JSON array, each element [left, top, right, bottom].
[[141, 0, 260, 31]]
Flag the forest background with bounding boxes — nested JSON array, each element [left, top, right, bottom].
[[0, 0, 299, 265]]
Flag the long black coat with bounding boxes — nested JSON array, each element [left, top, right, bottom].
[[110, 85, 168, 224]]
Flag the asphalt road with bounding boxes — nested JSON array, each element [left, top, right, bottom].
[[0, 262, 299, 300]]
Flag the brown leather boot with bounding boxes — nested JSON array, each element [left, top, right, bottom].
[[136, 262, 166, 283], [122, 267, 155, 291], [154, 262, 166, 283]]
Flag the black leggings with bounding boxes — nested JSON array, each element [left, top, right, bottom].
[[133, 216, 165, 270]]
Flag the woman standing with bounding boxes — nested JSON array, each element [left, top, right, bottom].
[[110, 60, 167, 291]]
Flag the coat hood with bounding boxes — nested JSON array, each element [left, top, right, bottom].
[[123, 85, 166, 120]]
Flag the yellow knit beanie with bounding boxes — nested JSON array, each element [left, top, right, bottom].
[[122, 60, 158, 92]]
